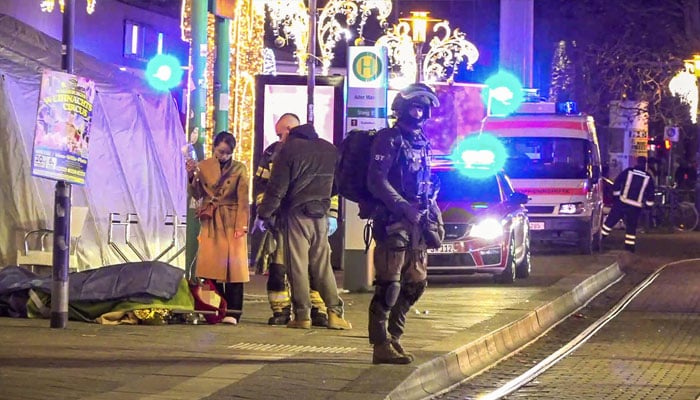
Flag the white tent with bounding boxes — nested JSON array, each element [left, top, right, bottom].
[[0, 15, 188, 270]]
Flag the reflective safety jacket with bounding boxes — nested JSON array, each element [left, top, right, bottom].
[[613, 167, 655, 208]]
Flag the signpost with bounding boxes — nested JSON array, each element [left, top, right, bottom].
[[343, 46, 388, 292]]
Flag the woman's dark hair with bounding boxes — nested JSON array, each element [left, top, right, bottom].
[[213, 131, 236, 151]]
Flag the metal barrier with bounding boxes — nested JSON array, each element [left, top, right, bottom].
[[108, 212, 187, 264]]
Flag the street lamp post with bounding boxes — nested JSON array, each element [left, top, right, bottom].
[[401, 11, 441, 83]]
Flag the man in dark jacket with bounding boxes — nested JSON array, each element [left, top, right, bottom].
[[252, 113, 335, 327], [256, 123, 351, 330], [366, 83, 443, 364], [602, 156, 655, 252]]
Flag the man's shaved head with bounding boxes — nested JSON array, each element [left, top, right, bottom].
[[275, 113, 300, 143]]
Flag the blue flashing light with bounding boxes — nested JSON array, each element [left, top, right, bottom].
[[449, 133, 507, 178], [482, 71, 523, 116], [146, 54, 183, 91]]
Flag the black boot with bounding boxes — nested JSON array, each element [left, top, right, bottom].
[[268, 307, 291, 325], [310, 308, 328, 327]]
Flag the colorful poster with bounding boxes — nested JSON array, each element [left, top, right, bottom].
[[31, 70, 96, 185]]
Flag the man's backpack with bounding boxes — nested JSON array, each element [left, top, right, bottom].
[[335, 129, 381, 219]]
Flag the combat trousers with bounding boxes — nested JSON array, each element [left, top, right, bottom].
[[368, 239, 427, 345], [284, 208, 344, 319]]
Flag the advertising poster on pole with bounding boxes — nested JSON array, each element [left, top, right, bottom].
[[31, 70, 96, 185]]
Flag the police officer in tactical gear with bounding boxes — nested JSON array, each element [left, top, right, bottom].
[[252, 113, 337, 327], [256, 122, 352, 330], [366, 83, 444, 364], [601, 156, 655, 252]]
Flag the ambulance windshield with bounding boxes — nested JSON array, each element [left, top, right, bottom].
[[501, 137, 589, 179]]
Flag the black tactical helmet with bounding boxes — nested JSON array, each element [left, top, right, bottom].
[[391, 83, 440, 121]]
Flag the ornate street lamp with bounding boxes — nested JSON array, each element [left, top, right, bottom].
[[377, 11, 480, 88], [400, 11, 438, 82]]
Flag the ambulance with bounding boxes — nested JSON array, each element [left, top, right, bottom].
[[482, 102, 604, 254]]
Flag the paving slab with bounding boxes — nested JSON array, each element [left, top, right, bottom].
[[0, 252, 622, 400]]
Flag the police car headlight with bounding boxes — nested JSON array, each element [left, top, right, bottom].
[[559, 202, 584, 214], [469, 219, 503, 240]]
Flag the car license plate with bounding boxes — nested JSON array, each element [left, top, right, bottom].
[[529, 221, 545, 230], [428, 243, 455, 254]]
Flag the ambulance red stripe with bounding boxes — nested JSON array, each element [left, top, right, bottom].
[[517, 187, 586, 195], [484, 120, 584, 130]]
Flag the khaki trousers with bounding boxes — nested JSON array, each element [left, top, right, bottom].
[[283, 208, 344, 319]]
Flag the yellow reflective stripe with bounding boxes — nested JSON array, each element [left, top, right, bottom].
[[255, 193, 265, 205], [624, 240, 635, 245], [268, 291, 290, 302], [330, 195, 339, 209]]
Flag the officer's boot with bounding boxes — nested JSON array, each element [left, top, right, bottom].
[[391, 337, 414, 362], [309, 290, 328, 327], [267, 290, 291, 325], [372, 341, 412, 365]]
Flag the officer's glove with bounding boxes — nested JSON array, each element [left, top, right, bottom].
[[328, 217, 338, 236], [252, 217, 268, 233], [399, 202, 424, 225]]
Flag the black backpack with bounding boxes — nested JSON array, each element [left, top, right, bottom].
[[335, 129, 381, 219]]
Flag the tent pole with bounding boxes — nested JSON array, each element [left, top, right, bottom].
[[51, 0, 75, 329]]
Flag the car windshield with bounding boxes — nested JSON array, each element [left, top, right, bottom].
[[433, 170, 502, 203], [500, 137, 589, 179]]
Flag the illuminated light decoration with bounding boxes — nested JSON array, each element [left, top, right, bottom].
[[262, 48, 278, 75], [375, 22, 416, 89], [181, 0, 265, 172], [376, 16, 479, 87], [145, 54, 184, 91], [317, 0, 392, 75], [264, 0, 309, 75], [669, 65, 698, 124], [39, 0, 97, 14], [482, 71, 523, 116], [449, 133, 507, 178], [421, 21, 479, 83]]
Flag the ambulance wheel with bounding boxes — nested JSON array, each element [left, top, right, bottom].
[[579, 223, 594, 255]]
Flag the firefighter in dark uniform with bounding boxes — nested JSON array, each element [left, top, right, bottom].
[[253, 113, 337, 326], [255, 121, 351, 330], [366, 83, 444, 364], [601, 156, 655, 252]]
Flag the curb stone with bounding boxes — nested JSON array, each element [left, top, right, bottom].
[[387, 261, 624, 400]]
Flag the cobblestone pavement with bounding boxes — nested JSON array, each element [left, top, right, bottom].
[[441, 232, 700, 400]]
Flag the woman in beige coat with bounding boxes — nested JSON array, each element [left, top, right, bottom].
[[186, 131, 249, 324]]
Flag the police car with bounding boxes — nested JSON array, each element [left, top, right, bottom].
[[427, 136, 532, 283]]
